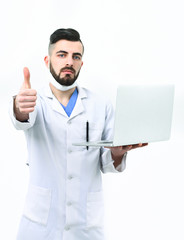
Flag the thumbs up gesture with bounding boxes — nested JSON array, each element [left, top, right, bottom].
[[14, 67, 37, 122]]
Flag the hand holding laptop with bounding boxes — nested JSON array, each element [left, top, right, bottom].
[[106, 143, 148, 168], [106, 143, 148, 157]]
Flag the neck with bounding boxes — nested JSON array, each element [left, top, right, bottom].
[[49, 83, 76, 106]]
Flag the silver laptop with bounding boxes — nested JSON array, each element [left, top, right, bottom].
[[73, 84, 175, 147]]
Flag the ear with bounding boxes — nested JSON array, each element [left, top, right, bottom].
[[44, 56, 50, 68]]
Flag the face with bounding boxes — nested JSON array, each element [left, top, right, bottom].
[[45, 40, 83, 86]]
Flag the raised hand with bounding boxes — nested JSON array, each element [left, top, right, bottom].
[[14, 67, 37, 121]]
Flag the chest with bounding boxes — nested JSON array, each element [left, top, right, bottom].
[[35, 96, 107, 144]]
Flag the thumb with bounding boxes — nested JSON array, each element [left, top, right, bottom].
[[22, 67, 31, 89]]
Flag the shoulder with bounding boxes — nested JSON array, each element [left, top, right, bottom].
[[37, 84, 52, 99], [78, 86, 112, 106], [77, 86, 114, 120]]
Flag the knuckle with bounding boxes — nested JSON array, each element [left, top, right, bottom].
[[19, 108, 27, 114], [19, 90, 26, 95], [20, 107, 34, 114], [30, 89, 37, 95], [19, 96, 26, 102], [33, 96, 37, 101], [15, 95, 21, 102]]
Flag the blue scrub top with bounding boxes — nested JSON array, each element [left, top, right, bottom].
[[60, 88, 78, 117]]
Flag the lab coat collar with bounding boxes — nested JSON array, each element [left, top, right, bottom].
[[43, 83, 87, 119]]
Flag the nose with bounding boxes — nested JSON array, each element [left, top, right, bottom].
[[66, 55, 74, 67]]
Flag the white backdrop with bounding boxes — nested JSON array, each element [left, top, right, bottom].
[[0, 0, 184, 239]]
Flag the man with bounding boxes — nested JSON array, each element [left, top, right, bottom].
[[10, 28, 147, 240]]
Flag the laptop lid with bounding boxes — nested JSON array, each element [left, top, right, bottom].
[[112, 84, 175, 145]]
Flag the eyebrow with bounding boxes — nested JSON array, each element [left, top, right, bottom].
[[56, 50, 82, 57]]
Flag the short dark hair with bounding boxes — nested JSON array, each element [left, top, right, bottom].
[[49, 28, 84, 55]]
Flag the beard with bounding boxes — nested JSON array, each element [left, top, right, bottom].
[[49, 62, 80, 86]]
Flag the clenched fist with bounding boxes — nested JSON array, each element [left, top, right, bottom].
[[14, 67, 37, 122]]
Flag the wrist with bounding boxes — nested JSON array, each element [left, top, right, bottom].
[[111, 152, 125, 168]]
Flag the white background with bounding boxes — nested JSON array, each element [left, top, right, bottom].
[[0, 0, 184, 239]]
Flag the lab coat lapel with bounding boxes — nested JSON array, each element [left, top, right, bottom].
[[43, 84, 68, 117], [70, 96, 84, 119], [52, 96, 68, 117], [70, 86, 87, 119]]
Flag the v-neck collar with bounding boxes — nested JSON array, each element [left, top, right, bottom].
[[60, 88, 78, 117], [43, 84, 87, 119]]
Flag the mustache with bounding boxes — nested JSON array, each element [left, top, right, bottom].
[[60, 67, 76, 74]]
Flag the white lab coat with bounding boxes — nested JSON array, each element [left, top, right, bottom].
[[9, 85, 126, 240]]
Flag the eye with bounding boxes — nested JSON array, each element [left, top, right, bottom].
[[58, 54, 65, 58], [73, 55, 81, 60]]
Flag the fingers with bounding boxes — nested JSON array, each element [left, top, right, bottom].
[[21, 67, 31, 89], [105, 145, 132, 152], [16, 93, 37, 104], [19, 89, 37, 97], [106, 143, 148, 152], [15, 92, 37, 114], [106, 145, 133, 157], [18, 105, 36, 114], [131, 143, 148, 149], [122, 145, 133, 151], [105, 143, 148, 160]]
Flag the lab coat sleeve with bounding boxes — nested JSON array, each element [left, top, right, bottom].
[[101, 149, 127, 173], [9, 96, 37, 130], [100, 99, 127, 173]]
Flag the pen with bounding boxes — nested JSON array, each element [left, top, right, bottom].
[[86, 121, 89, 150]]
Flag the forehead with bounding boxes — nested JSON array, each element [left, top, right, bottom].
[[52, 40, 83, 55]]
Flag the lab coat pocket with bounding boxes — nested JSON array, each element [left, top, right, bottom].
[[87, 191, 104, 228], [23, 184, 51, 226], [87, 122, 104, 142], [73, 121, 104, 141]]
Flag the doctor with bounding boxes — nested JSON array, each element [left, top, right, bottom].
[[10, 28, 147, 240]]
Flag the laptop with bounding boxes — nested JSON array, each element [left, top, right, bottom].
[[73, 84, 175, 147]]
